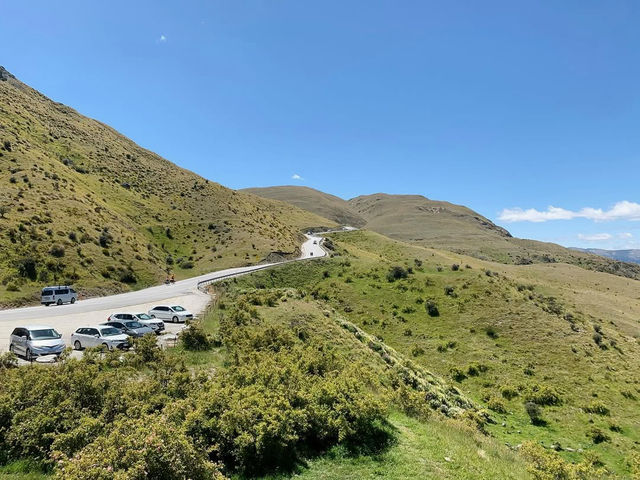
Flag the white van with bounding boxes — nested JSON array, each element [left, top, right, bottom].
[[41, 286, 78, 306]]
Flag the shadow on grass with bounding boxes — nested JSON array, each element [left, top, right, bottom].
[[245, 420, 398, 479]]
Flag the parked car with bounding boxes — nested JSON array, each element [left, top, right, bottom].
[[9, 325, 65, 360], [101, 320, 154, 338], [71, 326, 129, 351], [108, 313, 165, 334], [41, 285, 78, 306], [148, 305, 193, 323]]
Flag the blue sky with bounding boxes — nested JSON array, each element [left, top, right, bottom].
[[2, 1, 639, 249]]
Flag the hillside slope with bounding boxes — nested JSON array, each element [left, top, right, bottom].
[[0, 67, 334, 305], [242, 185, 366, 227], [235, 230, 640, 477], [574, 248, 640, 265], [246, 187, 640, 280]]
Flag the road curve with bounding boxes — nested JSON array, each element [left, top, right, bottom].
[[0, 234, 326, 349]]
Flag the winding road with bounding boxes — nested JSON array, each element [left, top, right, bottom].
[[0, 234, 326, 352]]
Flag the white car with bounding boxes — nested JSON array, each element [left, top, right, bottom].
[[71, 325, 129, 351], [108, 313, 165, 334], [148, 305, 193, 323]]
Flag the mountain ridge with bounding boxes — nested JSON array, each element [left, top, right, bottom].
[[245, 185, 640, 280]]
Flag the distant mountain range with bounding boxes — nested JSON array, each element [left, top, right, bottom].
[[572, 248, 640, 264]]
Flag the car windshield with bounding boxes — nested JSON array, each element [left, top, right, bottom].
[[100, 327, 121, 337], [136, 313, 152, 320], [29, 329, 61, 340], [171, 306, 185, 312], [124, 321, 144, 329]]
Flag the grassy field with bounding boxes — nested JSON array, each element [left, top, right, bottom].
[[225, 230, 640, 477], [0, 70, 334, 306]]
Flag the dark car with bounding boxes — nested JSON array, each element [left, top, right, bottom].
[[101, 320, 154, 338]]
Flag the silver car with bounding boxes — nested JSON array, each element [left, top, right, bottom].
[[9, 325, 66, 360], [148, 305, 193, 323], [71, 326, 129, 351], [101, 320, 154, 338]]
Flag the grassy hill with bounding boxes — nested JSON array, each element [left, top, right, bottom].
[[228, 230, 640, 477], [2, 230, 638, 478], [246, 187, 640, 280], [242, 185, 366, 227], [0, 67, 334, 306]]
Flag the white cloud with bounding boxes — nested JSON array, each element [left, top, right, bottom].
[[498, 201, 640, 223], [291, 174, 302, 180], [619, 232, 633, 239], [577, 233, 612, 241], [158, 34, 167, 43]]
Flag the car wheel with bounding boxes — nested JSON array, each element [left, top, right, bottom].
[[102, 343, 110, 351], [9, 344, 14, 354], [56, 299, 63, 305], [44, 303, 50, 306], [71, 297, 76, 304], [172, 316, 179, 323], [25, 348, 33, 362], [74, 340, 82, 351]]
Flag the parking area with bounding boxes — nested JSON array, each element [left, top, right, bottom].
[[0, 291, 211, 358]]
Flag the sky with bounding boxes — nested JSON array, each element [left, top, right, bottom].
[[1, 1, 639, 250]]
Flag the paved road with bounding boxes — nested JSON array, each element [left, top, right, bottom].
[[0, 234, 326, 352]]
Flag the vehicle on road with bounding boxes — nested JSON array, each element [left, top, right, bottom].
[[9, 325, 65, 360], [313, 240, 318, 244], [41, 286, 78, 306], [108, 313, 165, 333], [102, 320, 154, 338], [71, 326, 129, 351], [148, 305, 193, 323]]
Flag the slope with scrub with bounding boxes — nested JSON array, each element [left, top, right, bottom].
[[0, 67, 334, 306]]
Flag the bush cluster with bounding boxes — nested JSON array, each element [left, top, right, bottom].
[[0, 309, 387, 478]]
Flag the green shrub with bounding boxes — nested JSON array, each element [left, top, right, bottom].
[[0, 352, 18, 369], [180, 322, 211, 351], [524, 401, 544, 425], [425, 300, 439, 317], [387, 266, 408, 282], [49, 244, 65, 258], [525, 384, 562, 406], [521, 441, 606, 478], [5, 282, 20, 292], [117, 267, 137, 284], [583, 400, 610, 416], [485, 326, 499, 339], [15, 257, 37, 281], [466, 363, 488, 376], [185, 345, 386, 475], [586, 427, 610, 444], [98, 228, 113, 248], [411, 345, 425, 357], [450, 367, 467, 382], [55, 415, 223, 480], [501, 385, 519, 400], [487, 397, 507, 413]]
